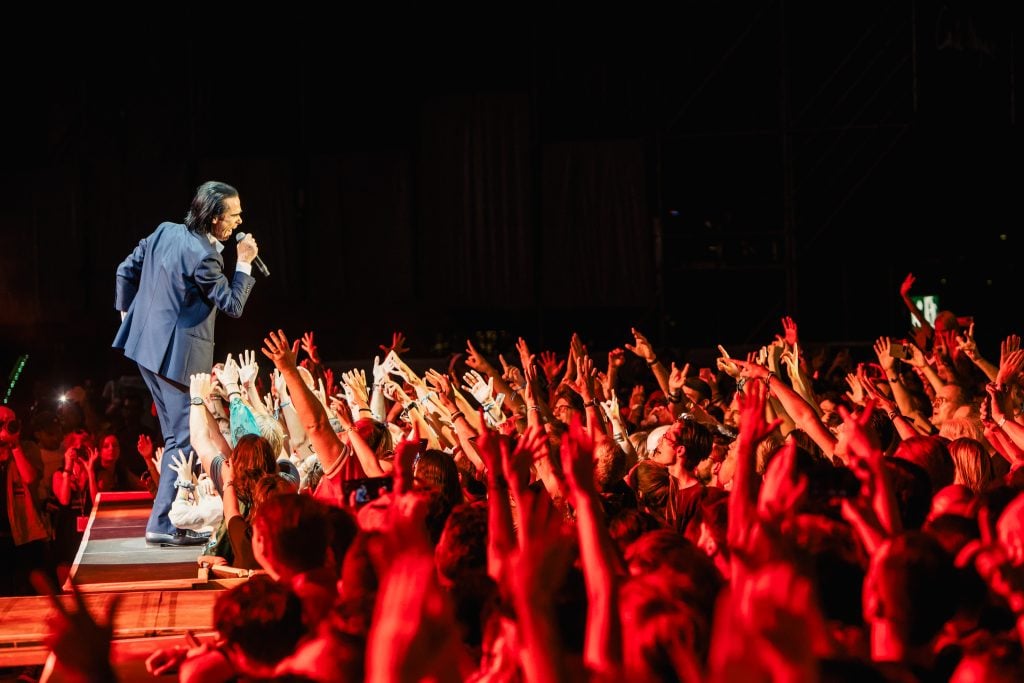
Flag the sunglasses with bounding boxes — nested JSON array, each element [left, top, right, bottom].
[[1, 419, 21, 434]]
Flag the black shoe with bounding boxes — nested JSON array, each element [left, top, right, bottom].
[[145, 530, 209, 547]]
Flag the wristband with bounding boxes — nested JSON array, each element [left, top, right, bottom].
[[667, 391, 683, 404], [583, 399, 597, 408], [646, 357, 659, 367], [998, 416, 1008, 428]]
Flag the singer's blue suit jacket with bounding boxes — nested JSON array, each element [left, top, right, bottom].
[[112, 222, 255, 385]]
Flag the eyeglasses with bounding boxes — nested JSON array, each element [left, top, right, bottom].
[[0, 419, 20, 433]]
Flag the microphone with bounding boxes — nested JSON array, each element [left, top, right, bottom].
[[235, 232, 269, 277]]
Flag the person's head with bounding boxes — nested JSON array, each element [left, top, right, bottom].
[[30, 411, 62, 450], [435, 501, 488, 586], [99, 434, 120, 468], [682, 377, 713, 407], [254, 414, 286, 458], [251, 473, 298, 511], [628, 460, 672, 517], [608, 508, 664, 558], [230, 434, 278, 503], [862, 531, 957, 648], [928, 484, 976, 522], [894, 435, 955, 494], [184, 181, 241, 241], [413, 449, 464, 509], [592, 434, 626, 492], [947, 437, 993, 493], [996, 493, 1024, 566], [0, 406, 19, 452], [343, 418, 392, 460], [252, 493, 329, 579], [930, 383, 968, 427], [642, 390, 674, 428], [57, 399, 84, 433], [650, 417, 713, 472], [213, 575, 306, 672], [551, 386, 584, 425]]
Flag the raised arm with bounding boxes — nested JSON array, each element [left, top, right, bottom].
[[188, 373, 228, 475], [262, 330, 345, 471]]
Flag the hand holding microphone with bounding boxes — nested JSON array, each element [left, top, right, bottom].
[[235, 232, 269, 277]]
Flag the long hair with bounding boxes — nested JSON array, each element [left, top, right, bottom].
[[184, 181, 237, 235], [230, 434, 277, 504]]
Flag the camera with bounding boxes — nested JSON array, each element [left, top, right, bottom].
[[889, 340, 913, 360]]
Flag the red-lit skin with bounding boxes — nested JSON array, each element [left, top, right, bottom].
[[99, 435, 120, 469]]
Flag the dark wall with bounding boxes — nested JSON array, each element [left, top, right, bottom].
[[0, 3, 1019, 396]]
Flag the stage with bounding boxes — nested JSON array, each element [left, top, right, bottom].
[[0, 492, 256, 680]]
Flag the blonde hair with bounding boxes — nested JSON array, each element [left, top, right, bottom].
[[947, 437, 993, 494]]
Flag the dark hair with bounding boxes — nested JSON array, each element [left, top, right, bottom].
[[435, 502, 488, 585], [253, 493, 329, 575], [608, 508, 664, 557], [673, 418, 714, 471], [213, 575, 305, 665], [413, 449, 464, 509], [184, 181, 238, 235], [894, 435, 955, 495], [230, 434, 278, 504], [871, 532, 957, 647]]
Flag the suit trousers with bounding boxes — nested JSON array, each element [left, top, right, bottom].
[[138, 365, 192, 535]]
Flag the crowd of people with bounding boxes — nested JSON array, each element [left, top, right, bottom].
[[7, 275, 1024, 681]]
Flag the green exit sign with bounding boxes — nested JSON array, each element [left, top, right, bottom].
[[911, 295, 939, 328]]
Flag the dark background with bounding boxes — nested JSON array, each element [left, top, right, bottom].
[[0, 3, 1019, 402]]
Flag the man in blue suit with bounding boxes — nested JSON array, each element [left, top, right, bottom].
[[113, 181, 259, 545]]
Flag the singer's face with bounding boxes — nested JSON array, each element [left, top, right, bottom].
[[211, 196, 243, 241]]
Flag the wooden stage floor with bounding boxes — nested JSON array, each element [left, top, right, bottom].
[[0, 492, 248, 678]]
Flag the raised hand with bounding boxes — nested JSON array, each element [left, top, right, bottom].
[[393, 422, 424, 495], [261, 330, 301, 371], [300, 331, 321, 363], [462, 370, 495, 406], [465, 339, 493, 373], [372, 355, 388, 388], [757, 439, 807, 521], [31, 572, 120, 682], [137, 434, 154, 461], [600, 391, 621, 425], [168, 449, 196, 486], [424, 370, 458, 411], [237, 349, 259, 386], [781, 316, 799, 347], [997, 349, 1024, 388], [956, 322, 980, 361], [218, 353, 241, 387], [538, 351, 565, 385], [625, 328, 656, 363], [560, 415, 596, 494], [844, 373, 866, 406], [503, 336, 527, 371], [506, 425, 546, 494], [668, 361, 690, 394], [341, 369, 370, 406], [499, 354, 524, 392], [379, 331, 410, 356], [899, 272, 916, 298], [87, 447, 100, 470], [1001, 334, 1022, 368], [716, 345, 741, 379], [872, 337, 896, 372]]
